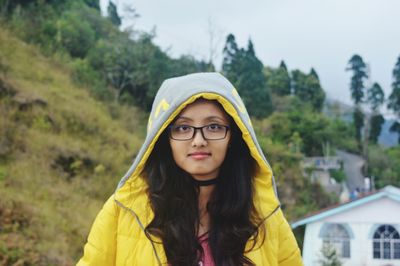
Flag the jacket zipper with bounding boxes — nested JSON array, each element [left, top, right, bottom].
[[114, 199, 163, 266]]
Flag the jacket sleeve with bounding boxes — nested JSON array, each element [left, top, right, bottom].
[[277, 209, 304, 266], [77, 195, 119, 266]]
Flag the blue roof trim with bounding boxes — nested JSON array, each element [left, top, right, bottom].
[[388, 194, 400, 202], [292, 186, 400, 229]]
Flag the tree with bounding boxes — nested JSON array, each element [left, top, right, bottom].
[[369, 114, 385, 143], [83, 0, 100, 10], [170, 55, 212, 75], [319, 243, 342, 266], [368, 145, 400, 188], [291, 69, 326, 111], [266, 60, 291, 96], [240, 39, 272, 117], [0, 0, 13, 16], [280, 60, 288, 71], [367, 82, 385, 111], [346, 54, 368, 104], [389, 56, 400, 113], [310, 67, 319, 80], [367, 82, 385, 143], [0, 0, 42, 16], [353, 107, 364, 143], [266, 110, 336, 156], [222, 33, 239, 79], [56, 9, 96, 58], [87, 35, 148, 103], [87, 31, 209, 108], [388, 55, 400, 144], [107, 1, 121, 27], [305, 73, 325, 111], [346, 54, 368, 148], [222, 34, 272, 117]]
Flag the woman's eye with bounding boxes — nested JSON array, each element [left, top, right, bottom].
[[207, 124, 223, 131], [175, 125, 190, 131]]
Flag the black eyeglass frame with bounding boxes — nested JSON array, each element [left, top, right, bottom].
[[168, 124, 230, 141]]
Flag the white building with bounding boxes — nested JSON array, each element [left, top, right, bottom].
[[292, 185, 400, 266]]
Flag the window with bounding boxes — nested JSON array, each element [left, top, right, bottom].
[[373, 225, 400, 259], [321, 223, 351, 258]]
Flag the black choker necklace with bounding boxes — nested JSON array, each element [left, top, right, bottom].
[[193, 177, 219, 186]]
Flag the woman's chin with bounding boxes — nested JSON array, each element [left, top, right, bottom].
[[190, 172, 219, 181]]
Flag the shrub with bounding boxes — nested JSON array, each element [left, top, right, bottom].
[[56, 10, 96, 58]]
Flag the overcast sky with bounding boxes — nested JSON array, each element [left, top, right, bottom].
[[100, 0, 400, 110]]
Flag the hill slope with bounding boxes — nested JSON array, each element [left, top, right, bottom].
[[0, 27, 145, 265]]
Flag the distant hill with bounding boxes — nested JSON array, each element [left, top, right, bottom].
[[378, 118, 398, 147], [323, 98, 398, 147], [323, 98, 353, 122]]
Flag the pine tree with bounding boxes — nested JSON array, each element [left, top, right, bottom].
[[267, 60, 291, 96], [310, 67, 319, 80], [346, 54, 368, 104], [367, 82, 385, 143], [84, 0, 100, 10], [353, 107, 364, 143], [388, 55, 400, 144], [369, 114, 385, 143], [222, 34, 239, 78], [107, 1, 121, 27], [222, 35, 272, 117], [368, 82, 385, 111], [291, 69, 326, 111], [346, 54, 368, 146]]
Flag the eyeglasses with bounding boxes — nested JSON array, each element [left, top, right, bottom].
[[169, 124, 230, 141]]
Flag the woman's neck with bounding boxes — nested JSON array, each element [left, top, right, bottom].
[[197, 185, 215, 236], [198, 185, 214, 210]]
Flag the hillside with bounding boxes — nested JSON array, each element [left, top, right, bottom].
[[0, 26, 146, 265]]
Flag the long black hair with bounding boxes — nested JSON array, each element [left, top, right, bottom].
[[142, 101, 264, 266]]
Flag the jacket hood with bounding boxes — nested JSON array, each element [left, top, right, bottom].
[[114, 72, 280, 221]]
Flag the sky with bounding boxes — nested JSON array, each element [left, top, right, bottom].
[[100, 0, 400, 112]]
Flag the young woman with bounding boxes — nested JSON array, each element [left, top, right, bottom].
[[78, 73, 303, 266]]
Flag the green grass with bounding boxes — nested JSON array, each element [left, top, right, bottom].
[[0, 26, 146, 265]]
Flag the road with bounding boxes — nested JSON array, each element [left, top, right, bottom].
[[335, 149, 365, 193]]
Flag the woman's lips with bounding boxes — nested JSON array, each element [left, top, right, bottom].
[[188, 152, 211, 160]]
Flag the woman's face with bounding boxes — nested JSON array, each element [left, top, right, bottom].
[[169, 100, 231, 181]]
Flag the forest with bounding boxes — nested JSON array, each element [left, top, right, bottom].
[[0, 0, 399, 265]]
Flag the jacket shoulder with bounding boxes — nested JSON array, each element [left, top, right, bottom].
[[268, 208, 303, 266], [77, 195, 120, 266]]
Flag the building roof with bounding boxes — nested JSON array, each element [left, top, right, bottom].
[[291, 185, 400, 229]]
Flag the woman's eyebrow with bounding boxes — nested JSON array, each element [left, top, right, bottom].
[[205, 116, 227, 122], [175, 116, 193, 122], [176, 116, 228, 123]]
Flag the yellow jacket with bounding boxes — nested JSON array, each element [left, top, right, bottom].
[[78, 73, 303, 265]]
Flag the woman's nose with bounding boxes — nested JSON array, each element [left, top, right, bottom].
[[191, 128, 207, 147]]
